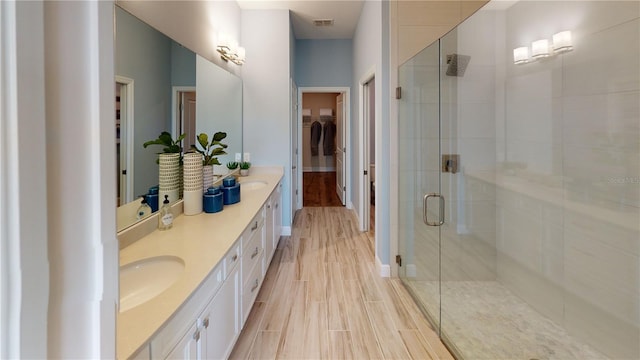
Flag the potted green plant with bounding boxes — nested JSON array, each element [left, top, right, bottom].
[[192, 132, 228, 191], [143, 131, 186, 157], [239, 161, 251, 176], [191, 132, 228, 166], [226, 161, 239, 170]]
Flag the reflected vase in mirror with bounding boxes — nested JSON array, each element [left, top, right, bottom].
[[158, 153, 181, 204]]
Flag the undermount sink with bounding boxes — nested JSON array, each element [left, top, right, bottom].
[[120, 255, 185, 312], [241, 180, 268, 190]]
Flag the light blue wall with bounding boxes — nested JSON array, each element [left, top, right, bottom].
[[171, 41, 196, 87], [295, 39, 353, 87], [115, 7, 172, 198]]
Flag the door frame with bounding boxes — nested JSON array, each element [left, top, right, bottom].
[[171, 86, 196, 137], [359, 68, 376, 233], [296, 86, 351, 210], [115, 75, 134, 204]]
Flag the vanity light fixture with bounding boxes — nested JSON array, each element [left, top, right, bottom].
[[552, 30, 573, 53], [513, 30, 573, 65], [513, 46, 530, 65], [216, 33, 246, 65], [531, 39, 550, 59]]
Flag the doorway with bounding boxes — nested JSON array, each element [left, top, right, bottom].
[[362, 77, 375, 237], [296, 87, 350, 210], [172, 86, 196, 151], [115, 76, 134, 206]]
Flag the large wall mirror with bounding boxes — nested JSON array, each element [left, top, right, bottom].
[[115, 6, 242, 232]]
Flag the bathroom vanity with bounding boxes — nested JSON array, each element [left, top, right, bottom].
[[117, 167, 283, 359]]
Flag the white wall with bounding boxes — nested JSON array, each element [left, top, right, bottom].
[[241, 9, 293, 227], [353, 0, 388, 267]]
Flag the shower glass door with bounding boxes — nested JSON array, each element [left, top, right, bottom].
[[397, 40, 442, 332]]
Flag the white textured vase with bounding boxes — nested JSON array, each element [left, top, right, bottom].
[[182, 153, 203, 215], [158, 153, 181, 204]]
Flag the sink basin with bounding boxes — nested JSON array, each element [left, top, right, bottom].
[[241, 180, 267, 190], [120, 255, 185, 312]]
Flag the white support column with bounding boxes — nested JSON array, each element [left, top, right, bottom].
[[44, 1, 117, 358], [0, 1, 49, 358]]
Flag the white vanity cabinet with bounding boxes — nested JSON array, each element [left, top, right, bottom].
[[125, 174, 284, 360], [265, 182, 282, 270], [148, 246, 241, 360], [199, 262, 240, 359], [240, 209, 265, 324]]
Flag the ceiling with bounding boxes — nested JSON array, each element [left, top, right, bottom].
[[236, 0, 365, 39]]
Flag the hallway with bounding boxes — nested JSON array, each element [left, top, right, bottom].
[[229, 207, 453, 359]]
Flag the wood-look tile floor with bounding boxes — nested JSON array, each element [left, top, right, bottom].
[[230, 207, 453, 360], [303, 172, 343, 207]]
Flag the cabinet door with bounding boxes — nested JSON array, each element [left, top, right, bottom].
[[165, 323, 199, 360], [273, 183, 282, 244], [201, 262, 240, 360], [265, 200, 274, 264]]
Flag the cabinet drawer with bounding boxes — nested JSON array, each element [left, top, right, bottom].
[[242, 256, 264, 324], [224, 242, 241, 280], [242, 223, 264, 287], [242, 210, 264, 253], [150, 263, 224, 359]]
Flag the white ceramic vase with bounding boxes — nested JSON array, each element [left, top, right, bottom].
[[158, 153, 181, 204]]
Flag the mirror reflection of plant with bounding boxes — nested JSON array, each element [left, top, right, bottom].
[[143, 131, 185, 153], [143, 131, 186, 164], [192, 132, 228, 166], [226, 161, 239, 170]]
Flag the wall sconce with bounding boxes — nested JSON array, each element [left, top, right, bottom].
[[513, 30, 573, 65], [216, 33, 245, 65], [513, 47, 530, 64], [552, 30, 573, 53], [531, 39, 550, 59]]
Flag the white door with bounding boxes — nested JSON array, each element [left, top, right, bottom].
[[336, 93, 346, 205], [290, 79, 299, 217], [180, 91, 197, 152]]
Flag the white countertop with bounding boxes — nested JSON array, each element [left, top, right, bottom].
[[117, 167, 283, 359]]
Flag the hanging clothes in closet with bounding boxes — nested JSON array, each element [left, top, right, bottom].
[[310, 120, 322, 156], [322, 120, 336, 155]]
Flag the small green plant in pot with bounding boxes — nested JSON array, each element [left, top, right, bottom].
[[239, 161, 251, 176], [191, 132, 228, 166], [226, 161, 239, 170]]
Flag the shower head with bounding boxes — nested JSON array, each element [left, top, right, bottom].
[[446, 54, 471, 77]]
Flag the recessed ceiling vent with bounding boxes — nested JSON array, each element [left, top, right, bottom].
[[313, 19, 334, 26]]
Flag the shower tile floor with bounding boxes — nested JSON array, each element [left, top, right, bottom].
[[404, 280, 608, 360]]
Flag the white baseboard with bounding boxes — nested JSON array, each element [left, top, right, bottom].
[[376, 256, 391, 278], [347, 201, 354, 210], [406, 264, 417, 278], [281, 226, 291, 236]]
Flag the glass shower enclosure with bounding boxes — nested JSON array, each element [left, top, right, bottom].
[[398, 1, 640, 359]]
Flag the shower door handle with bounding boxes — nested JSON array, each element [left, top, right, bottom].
[[423, 193, 445, 226]]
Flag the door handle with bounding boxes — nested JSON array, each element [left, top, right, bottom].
[[423, 193, 445, 226]]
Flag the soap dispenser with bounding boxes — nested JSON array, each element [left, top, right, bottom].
[[158, 195, 173, 230], [136, 196, 152, 220]]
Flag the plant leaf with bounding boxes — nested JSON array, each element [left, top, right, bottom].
[[212, 132, 227, 142]]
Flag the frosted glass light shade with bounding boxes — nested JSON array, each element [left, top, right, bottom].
[[553, 31, 573, 52], [513, 47, 529, 64], [531, 39, 550, 58]]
